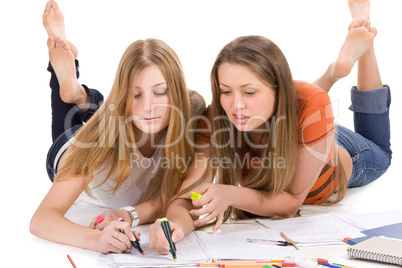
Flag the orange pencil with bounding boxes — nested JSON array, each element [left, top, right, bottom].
[[221, 264, 273, 268]]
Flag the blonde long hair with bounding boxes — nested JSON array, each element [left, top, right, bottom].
[[210, 35, 299, 220], [55, 39, 196, 215]]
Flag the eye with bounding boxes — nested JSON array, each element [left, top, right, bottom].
[[155, 89, 168, 96], [220, 90, 231, 95], [134, 92, 141, 98], [244, 91, 256, 96]]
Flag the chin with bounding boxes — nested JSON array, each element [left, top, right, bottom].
[[231, 122, 254, 133]]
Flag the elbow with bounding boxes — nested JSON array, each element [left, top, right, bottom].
[[274, 200, 302, 219], [29, 212, 41, 237], [286, 205, 301, 218], [285, 197, 303, 217]]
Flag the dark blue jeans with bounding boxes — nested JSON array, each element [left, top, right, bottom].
[[46, 60, 104, 181], [336, 85, 392, 187]]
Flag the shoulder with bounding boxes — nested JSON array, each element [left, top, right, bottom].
[[195, 105, 212, 143], [295, 81, 331, 107], [295, 82, 335, 146]]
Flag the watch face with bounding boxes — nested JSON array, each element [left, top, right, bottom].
[[131, 210, 139, 218]]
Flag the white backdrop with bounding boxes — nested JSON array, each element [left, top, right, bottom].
[[1, 1, 401, 267]]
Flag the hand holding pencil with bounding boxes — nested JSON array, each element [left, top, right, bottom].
[[148, 218, 184, 256]]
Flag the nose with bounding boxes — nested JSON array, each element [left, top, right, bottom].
[[234, 94, 245, 110], [143, 94, 153, 112]]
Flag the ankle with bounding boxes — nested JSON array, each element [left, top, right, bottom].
[[74, 83, 91, 110]]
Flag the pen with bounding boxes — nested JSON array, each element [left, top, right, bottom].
[[216, 261, 286, 264], [322, 263, 343, 268], [330, 263, 354, 268], [247, 238, 293, 246], [118, 218, 144, 255], [196, 260, 286, 267], [219, 265, 271, 268], [286, 258, 322, 268], [220, 264, 295, 268], [280, 232, 298, 250], [312, 258, 328, 264], [67, 254, 77, 268], [161, 217, 177, 261]]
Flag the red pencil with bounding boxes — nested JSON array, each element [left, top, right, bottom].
[[67, 254, 77, 268]]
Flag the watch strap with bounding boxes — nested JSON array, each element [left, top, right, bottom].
[[120, 206, 139, 227]]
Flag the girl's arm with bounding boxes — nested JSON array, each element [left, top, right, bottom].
[[91, 145, 212, 233], [30, 156, 136, 253], [89, 196, 163, 230], [190, 135, 333, 228], [148, 144, 212, 254]]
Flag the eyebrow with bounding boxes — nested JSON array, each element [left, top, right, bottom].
[[219, 83, 258, 88], [152, 82, 167, 88], [135, 82, 167, 89]]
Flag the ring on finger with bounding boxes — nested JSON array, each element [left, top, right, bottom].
[[114, 231, 120, 239]]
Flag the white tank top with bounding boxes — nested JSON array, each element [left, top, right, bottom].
[[74, 136, 165, 210]]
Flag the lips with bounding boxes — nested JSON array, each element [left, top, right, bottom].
[[232, 113, 249, 124], [143, 117, 160, 122]]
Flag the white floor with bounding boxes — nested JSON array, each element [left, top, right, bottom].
[[2, 1, 402, 267]]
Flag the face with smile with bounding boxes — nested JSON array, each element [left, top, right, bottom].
[[130, 65, 171, 137], [218, 63, 277, 133]]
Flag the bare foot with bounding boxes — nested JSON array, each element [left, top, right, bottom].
[[348, 0, 370, 21], [48, 37, 88, 106], [313, 20, 376, 93], [43, 0, 78, 58], [332, 20, 376, 81]]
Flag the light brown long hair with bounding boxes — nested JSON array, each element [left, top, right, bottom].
[[206, 35, 347, 221], [210, 35, 299, 220], [55, 39, 197, 215]]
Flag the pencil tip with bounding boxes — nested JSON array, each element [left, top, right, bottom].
[[174, 259, 177, 262], [141, 253, 144, 255]]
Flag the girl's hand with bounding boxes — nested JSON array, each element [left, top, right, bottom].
[[89, 209, 131, 230], [148, 218, 184, 254], [189, 183, 235, 232], [95, 219, 141, 254]]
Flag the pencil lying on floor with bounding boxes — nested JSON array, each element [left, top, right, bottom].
[[280, 232, 299, 250]]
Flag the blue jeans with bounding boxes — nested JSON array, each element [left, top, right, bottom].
[[46, 60, 104, 181], [336, 85, 392, 187]]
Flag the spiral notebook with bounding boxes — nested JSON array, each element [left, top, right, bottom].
[[347, 236, 402, 266]]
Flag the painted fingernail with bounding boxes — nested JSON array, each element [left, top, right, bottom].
[[96, 215, 104, 224]]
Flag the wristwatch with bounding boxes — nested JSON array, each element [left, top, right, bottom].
[[120, 206, 140, 227]]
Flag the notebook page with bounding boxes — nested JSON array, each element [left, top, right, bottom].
[[333, 210, 402, 230], [194, 229, 304, 260], [258, 214, 362, 245], [112, 232, 210, 266]]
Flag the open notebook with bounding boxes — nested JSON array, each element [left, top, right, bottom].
[[107, 229, 304, 267], [347, 236, 402, 266]]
